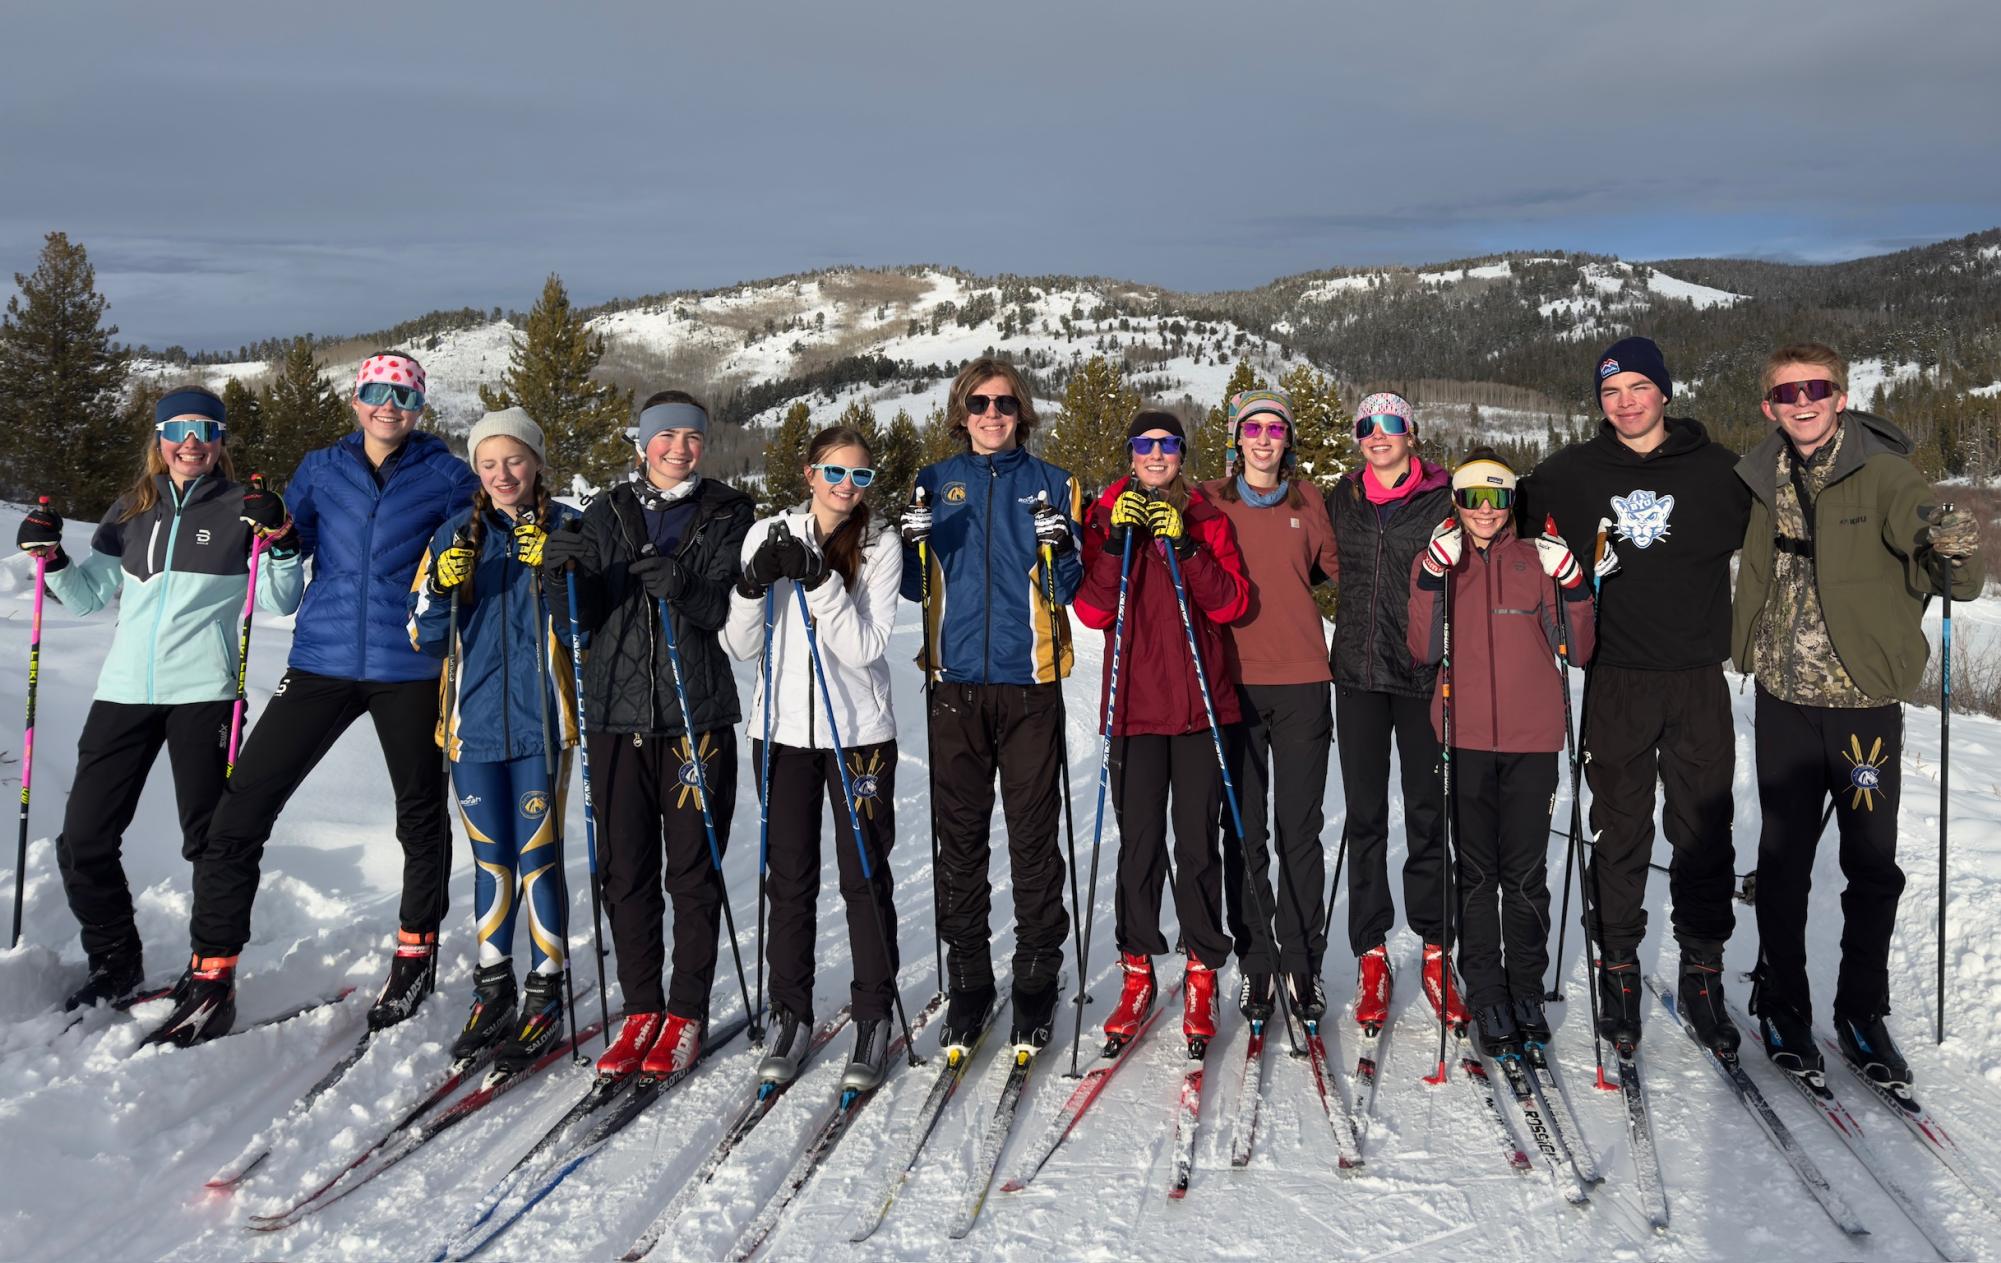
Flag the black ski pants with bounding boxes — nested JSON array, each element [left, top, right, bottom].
[[1111, 732, 1233, 969], [1752, 689, 1905, 1021], [592, 728, 738, 1018], [756, 738, 900, 1022], [1335, 686, 1448, 955], [1221, 682, 1331, 972], [190, 672, 449, 957], [58, 699, 233, 959], [928, 682, 1069, 999], [1452, 748, 1558, 1009], [1581, 662, 1736, 955]]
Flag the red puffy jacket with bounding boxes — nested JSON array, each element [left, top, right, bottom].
[[1074, 478, 1250, 736]]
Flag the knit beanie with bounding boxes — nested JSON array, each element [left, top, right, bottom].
[[1226, 388, 1295, 470], [1451, 446, 1518, 493], [466, 407, 546, 465], [1127, 410, 1187, 442], [1594, 336, 1672, 402], [1354, 391, 1417, 437]]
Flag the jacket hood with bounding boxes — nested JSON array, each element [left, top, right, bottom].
[[1734, 410, 1914, 505], [1586, 415, 1712, 465]]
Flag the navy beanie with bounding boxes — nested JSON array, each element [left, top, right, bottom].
[[1594, 336, 1672, 403], [155, 387, 227, 427]]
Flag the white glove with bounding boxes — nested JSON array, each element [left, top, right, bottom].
[[1535, 517, 1582, 588], [1421, 517, 1463, 578], [900, 487, 932, 547]]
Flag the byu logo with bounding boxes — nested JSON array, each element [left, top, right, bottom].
[[1610, 489, 1675, 550]]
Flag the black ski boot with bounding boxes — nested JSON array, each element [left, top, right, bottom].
[[65, 942, 144, 1011], [1286, 968, 1329, 1023], [940, 982, 997, 1052], [451, 963, 517, 1064], [1758, 1002, 1823, 1074], [1834, 1011, 1910, 1087], [757, 1005, 812, 1085], [141, 954, 237, 1047], [1009, 979, 1060, 1050], [1475, 1000, 1522, 1058], [841, 1016, 891, 1093], [1513, 995, 1552, 1046], [368, 929, 437, 1031], [1238, 971, 1276, 1023], [1677, 947, 1740, 1059], [492, 970, 565, 1077], [1595, 948, 1643, 1049]]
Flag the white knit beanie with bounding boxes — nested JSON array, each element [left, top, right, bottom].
[[466, 406, 546, 465]]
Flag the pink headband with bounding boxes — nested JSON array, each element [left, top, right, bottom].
[[355, 354, 426, 394]]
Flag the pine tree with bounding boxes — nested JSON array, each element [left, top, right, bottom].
[[1276, 363, 1354, 493], [0, 232, 130, 512], [259, 337, 350, 487], [918, 403, 959, 467], [871, 408, 923, 510], [220, 376, 269, 480], [761, 401, 813, 514], [478, 273, 632, 494], [1043, 355, 1141, 497]]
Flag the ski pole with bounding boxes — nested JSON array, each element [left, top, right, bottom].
[[1422, 540, 1455, 1087], [522, 508, 580, 1055], [12, 527, 47, 949], [1938, 503, 1954, 1046], [784, 553, 921, 1064], [756, 586, 774, 1035], [561, 540, 612, 1053], [652, 561, 761, 1045], [1545, 516, 1583, 1003], [1033, 493, 1091, 1051], [435, 578, 461, 997], [912, 488, 944, 995], [227, 528, 269, 777], [1071, 527, 1135, 1078]]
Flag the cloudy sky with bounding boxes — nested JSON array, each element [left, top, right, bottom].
[[4, 1, 1996, 350]]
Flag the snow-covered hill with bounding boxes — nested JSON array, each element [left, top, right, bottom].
[[5, 502, 2001, 1262]]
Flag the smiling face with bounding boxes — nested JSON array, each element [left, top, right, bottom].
[[1130, 429, 1182, 491], [643, 428, 705, 488], [475, 436, 541, 511], [1599, 371, 1668, 450], [1237, 414, 1289, 482], [806, 441, 871, 520], [158, 417, 222, 482], [1457, 499, 1508, 544], [963, 374, 1020, 456], [1359, 426, 1411, 474], [1761, 361, 1847, 458], [351, 391, 421, 449]]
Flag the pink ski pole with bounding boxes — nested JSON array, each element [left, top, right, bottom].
[[13, 500, 49, 947], [226, 533, 269, 777]]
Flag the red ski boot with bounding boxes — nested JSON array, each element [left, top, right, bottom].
[[1104, 952, 1156, 1045], [1354, 943, 1392, 1031], [639, 1012, 704, 1077], [1421, 942, 1469, 1031], [1183, 960, 1219, 1050], [595, 1012, 664, 1078]]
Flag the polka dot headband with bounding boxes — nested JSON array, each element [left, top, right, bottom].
[[355, 353, 426, 395]]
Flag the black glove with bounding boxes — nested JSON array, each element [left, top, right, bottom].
[[1030, 499, 1073, 556], [541, 525, 591, 596], [239, 484, 298, 559], [743, 533, 788, 590], [629, 552, 688, 602], [16, 501, 66, 571], [773, 533, 828, 589]]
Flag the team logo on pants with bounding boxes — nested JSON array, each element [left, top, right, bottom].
[[675, 733, 717, 810], [518, 790, 549, 820], [847, 748, 885, 819], [1844, 733, 1889, 811]]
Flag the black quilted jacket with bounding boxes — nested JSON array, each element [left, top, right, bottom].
[[1325, 463, 1452, 697]]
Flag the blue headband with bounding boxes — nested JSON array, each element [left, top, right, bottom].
[[636, 401, 708, 448], [155, 389, 227, 427]]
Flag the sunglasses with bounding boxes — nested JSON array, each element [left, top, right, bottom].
[[157, 418, 224, 444], [1765, 379, 1839, 406], [356, 381, 426, 411], [1354, 413, 1412, 439], [965, 393, 1021, 418], [1129, 435, 1185, 457], [810, 463, 875, 488], [1453, 486, 1514, 511], [1237, 420, 1288, 440]]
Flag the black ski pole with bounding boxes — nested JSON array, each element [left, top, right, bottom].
[[1546, 518, 1584, 1003], [522, 508, 580, 1053], [1422, 539, 1455, 1086], [432, 525, 469, 996], [1034, 514, 1093, 1065], [756, 586, 774, 1037], [1070, 528, 1135, 1077], [561, 531, 613, 1053], [12, 518, 48, 949], [912, 488, 945, 997], [1938, 503, 1954, 1046]]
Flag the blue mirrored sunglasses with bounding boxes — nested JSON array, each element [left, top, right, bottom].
[[157, 418, 224, 444], [811, 463, 875, 488], [1354, 413, 1412, 439], [356, 380, 426, 410], [1128, 435, 1184, 456]]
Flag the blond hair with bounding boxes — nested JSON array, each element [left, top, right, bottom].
[[947, 357, 1040, 447], [1762, 342, 1848, 394]]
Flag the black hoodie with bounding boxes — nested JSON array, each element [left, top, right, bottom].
[[1517, 417, 1750, 671]]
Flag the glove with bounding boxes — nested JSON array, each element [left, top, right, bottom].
[[899, 489, 932, 547], [774, 534, 828, 588], [429, 538, 477, 595], [542, 524, 591, 573], [16, 500, 66, 570], [1030, 497, 1073, 556], [512, 519, 546, 568], [1924, 506, 1978, 565], [1106, 488, 1150, 551], [239, 484, 288, 534], [1535, 518, 1582, 588], [1146, 498, 1197, 559], [1421, 517, 1463, 578], [1591, 516, 1620, 582], [630, 552, 688, 602], [743, 533, 786, 590]]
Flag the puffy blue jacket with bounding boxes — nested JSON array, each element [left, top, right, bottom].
[[900, 446, 1082, 685], [409, 503, 581, 764], [285, 431, 478, 683]]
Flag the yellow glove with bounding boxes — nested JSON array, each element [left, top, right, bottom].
[[431, 541, 476, 594], [1110, 489, 1150, 529], [1146, 498, 1197, 557], [512, 520, 547, 568]]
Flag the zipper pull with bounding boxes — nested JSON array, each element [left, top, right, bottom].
[[633, 733, 643, 749]]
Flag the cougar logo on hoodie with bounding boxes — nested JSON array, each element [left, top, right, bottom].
[[1610, 489, 1676, 549]]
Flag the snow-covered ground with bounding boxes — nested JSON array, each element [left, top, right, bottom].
[[4, 501, 2001, 1262]]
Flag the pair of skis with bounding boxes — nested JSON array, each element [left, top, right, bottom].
[[1227, 1007, 1365, 1174]]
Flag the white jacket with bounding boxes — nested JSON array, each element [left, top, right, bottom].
[[724, 506, 901, 749]]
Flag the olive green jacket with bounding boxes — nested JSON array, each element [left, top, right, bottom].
[[1731, 412, 1984, 699]]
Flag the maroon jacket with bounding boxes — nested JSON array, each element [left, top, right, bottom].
[[1405, 522, 1596, 753], [1075, 478, 1250, 736]]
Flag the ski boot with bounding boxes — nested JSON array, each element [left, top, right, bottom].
[[1104, 952, 1156, 1047], [1834, 1011, 1910, 1087], [1594, 948, 1643, 1050], [451, 963, 518, 1064], [1758, 1002, 1823, 1075], [1286, 966, 1328, 1023], [1421, 942, 1470, 1032], [841, 1017, 891, 1093], [1354, 943, 1392, 1032], [1513, 995, 1553, 1046], [1010, 979, 1060, 1050], [639, 1012, 705, 1077], [1238, 970, 1276, 1023], [492, 969, 565, 1077], [596, 1012, 664, 1078], [367, 928, 436, 1031], [939, 981, 997, 1053], [1475, 1000, 1521, 1058], [65, 940, 144, 1011], [141, 954, 237, 1048], [757, 1004, 812, 1085], [1677, 946, 1740, 1059], [1183, 959, 1219, 1054]]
